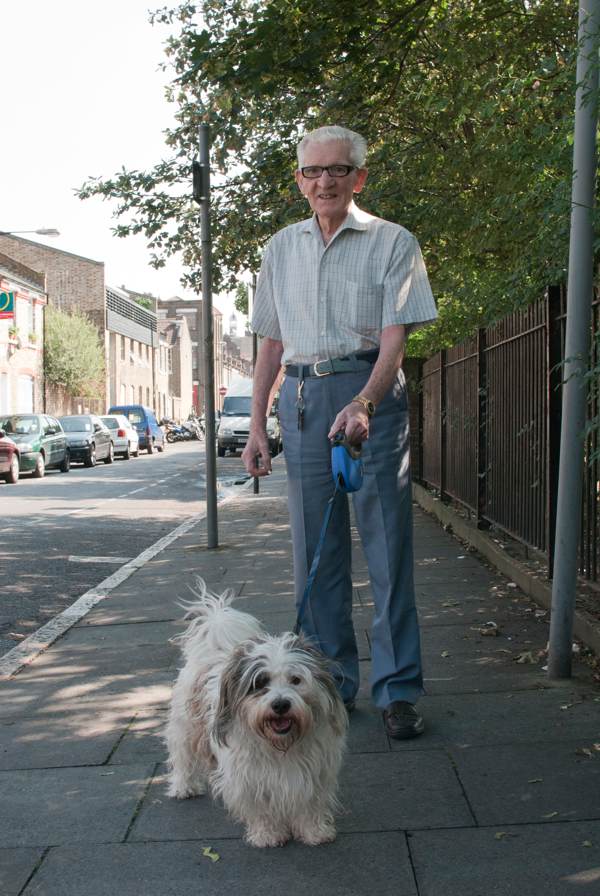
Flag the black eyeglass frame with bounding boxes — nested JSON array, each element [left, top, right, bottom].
[[299, 165, 357, 179]]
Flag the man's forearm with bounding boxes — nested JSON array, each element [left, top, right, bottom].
[[250, 337, 284, 432], [359, 325, 406, 406]]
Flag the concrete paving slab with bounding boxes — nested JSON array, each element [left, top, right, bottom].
[[421, 648, 551, 694], [449, 740, 600, 825], [391, 688, 600, 751], [0, 763, 154, 848], [22, 833, 418, 896], [58, 620, 178, 648], [337, 751, 474, 831], [0, 668, 173, 722], [108, 711, 167, 766], [346, 701, 390, 754], [129, 766, 242, 841], [409, 821, 600, 896], [0, 847, 44, 896], [0, 707, 131, 769], [421, 618, 550, 656]]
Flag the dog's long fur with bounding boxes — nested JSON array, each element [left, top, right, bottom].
[[165, 582, 348, 847]]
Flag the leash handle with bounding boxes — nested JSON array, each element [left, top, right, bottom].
[[293, 476, 341, 637]]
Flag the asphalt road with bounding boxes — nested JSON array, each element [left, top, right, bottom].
[[0, 440, 250, 658]]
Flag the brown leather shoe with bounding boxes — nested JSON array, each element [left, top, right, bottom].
[[383, 701, 425, 739]]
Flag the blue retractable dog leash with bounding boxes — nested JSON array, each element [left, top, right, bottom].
[[293, 433, 363, 636]]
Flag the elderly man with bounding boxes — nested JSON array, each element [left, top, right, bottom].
[[242, 125, 437, 738]]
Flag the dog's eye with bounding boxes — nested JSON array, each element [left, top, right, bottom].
[[290, 675, 302, 686], [252, 673, 270, 691]]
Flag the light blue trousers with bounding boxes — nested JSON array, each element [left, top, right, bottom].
[[279, 368, 424, 709]]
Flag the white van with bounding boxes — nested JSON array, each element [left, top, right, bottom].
[[217, 377, 281, 457]]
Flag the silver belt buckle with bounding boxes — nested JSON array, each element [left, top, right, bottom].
[[313, 359, 332, 377]]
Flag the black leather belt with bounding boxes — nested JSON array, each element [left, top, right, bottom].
[[285, 350, 379, 378]]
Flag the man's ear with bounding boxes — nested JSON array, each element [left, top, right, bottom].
[[294, 169, 305, 194], [353, 167, 368, 195]]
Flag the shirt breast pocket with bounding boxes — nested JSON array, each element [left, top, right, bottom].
[[345, 281, 384, 332]]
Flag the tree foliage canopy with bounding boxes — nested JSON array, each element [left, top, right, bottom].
[[78, 0, 582, 355], [44, 307, 105, 397]]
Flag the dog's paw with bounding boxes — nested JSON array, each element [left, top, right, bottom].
[[167, 779, 207, 799], [294, 821, 337, 846], [244, 826, 290, 848]]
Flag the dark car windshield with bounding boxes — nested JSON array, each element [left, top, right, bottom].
[[59, 417, 92, 432], [0, 415, 40, 435], [101, 417, 119, 429], [222, 397, 252, 417]]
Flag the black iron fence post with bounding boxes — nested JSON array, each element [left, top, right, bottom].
[[477, 328, 489, 529], [440, 349, 447, 502], [546, 284, 563, 578]]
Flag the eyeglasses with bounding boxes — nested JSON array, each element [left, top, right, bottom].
[[300, 165, 357, 179]]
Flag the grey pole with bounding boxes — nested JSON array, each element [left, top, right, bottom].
[[548, 0, 599, 678], [198, 123, 218, 548]]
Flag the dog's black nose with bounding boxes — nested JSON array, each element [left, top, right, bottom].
[[271, 698, 291, 716]]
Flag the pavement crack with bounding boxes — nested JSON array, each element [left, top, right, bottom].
[[122, 760, 160, 843], [17, 845, 52, 896], [102, 713, 137, 765]]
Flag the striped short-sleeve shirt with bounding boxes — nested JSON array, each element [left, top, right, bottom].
[[251, 202, 438, 365]]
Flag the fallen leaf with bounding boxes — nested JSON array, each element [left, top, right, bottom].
[[479, 622, 500, 637], [441, 650, 450, 658], [507, 582, 517, 589], [442, 600, 461, 607], [202, 847, 220, 863], [542, 812, 559, 819], [494, 831, 517, 840], [528, 778, 543, 784], [7, 632, 26, 642], [515, 651, 536, 664], [576, 747, 595, 758], [582, 841, 593, 848]]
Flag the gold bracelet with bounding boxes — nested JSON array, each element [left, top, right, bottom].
[[351, 395, 376, 417]]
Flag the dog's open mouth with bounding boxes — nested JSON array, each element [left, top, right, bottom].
[[266, 716, 293, 736]]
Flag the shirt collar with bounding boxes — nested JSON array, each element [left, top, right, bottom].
[[300, 201, 375, 237]]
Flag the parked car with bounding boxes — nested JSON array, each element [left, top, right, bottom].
[[106, 404, 165, 454], [0, 413, 70, 478], [58, 414, 113, 467], [100, 414, 139, 459], [0, 429, 19, 484], [217, 380, 281, 457]]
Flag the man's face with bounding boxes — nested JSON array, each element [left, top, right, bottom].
[[295, 140, 367, 224]]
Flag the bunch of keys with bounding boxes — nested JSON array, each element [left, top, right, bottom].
[[296, 378, 305, 430]]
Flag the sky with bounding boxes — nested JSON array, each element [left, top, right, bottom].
[[1, 0, 241, 331]]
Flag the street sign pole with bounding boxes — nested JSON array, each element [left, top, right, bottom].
[[548, 0, 600, 678], [194, 122, 218, 549]]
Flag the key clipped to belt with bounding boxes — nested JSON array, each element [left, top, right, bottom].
[[296, 377, 305, 430]]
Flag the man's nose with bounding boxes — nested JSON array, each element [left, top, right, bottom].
[[317, 168, 336, 186]]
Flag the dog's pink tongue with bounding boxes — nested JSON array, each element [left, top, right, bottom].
[[271, 718, 291, 733]]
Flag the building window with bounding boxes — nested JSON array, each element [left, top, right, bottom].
[[146, 387, 150, 406], [120, 383, 127, 403], [120, 337, 126, 362], [18, 375, 34, 413], [0, 372, 9, 414], [139, 385, 143, 404], [130, 385, 135, 403]]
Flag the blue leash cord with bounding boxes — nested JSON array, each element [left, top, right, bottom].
[[293, 475, 342, 638]]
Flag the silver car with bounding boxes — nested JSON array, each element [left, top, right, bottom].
[[100, 414, 140, 460]]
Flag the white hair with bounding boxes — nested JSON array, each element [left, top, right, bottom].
[[297, 125, 368, 168]]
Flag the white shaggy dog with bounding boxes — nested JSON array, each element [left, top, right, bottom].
[[165, 583, 348, 848]]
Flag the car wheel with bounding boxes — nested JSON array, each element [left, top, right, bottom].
[[123, 444, 131, 460], [133, 446, 140, 457], [147, 440, 155, 455], [59, 450, 71, 473], [84, 446, 96, 467], [217, 445, 226, 457], [104, 442, 114, 464], [32, 453, 45, 478], [166, 431, 176, 443], [4, 454, 20, 484]]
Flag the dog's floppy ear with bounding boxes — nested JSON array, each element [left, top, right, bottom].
[[213, 645, 250, 746]]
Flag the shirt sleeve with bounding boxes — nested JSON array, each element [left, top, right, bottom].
[[251, 242, 282, 341], [382, 233, 438, 335]]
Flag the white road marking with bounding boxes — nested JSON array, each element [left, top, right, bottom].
[[68, 555, 132, 564]]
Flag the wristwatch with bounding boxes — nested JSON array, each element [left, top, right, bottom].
[[351, 395, 376, 417]]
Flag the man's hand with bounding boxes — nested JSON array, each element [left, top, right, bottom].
[[328, 402, 369, 445], [242, 429, 272, 477]]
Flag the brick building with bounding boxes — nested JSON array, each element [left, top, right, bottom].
[[0, 253, 47, 414], [158, 317, 193, 421], [156, 296, 223, 414]]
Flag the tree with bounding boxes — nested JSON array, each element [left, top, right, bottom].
[[234, 282, 249, 315], [78, 0, 583, 355], [44, 306, 105, 397]]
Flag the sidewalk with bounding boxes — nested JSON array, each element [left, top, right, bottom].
[[2, 459, 600, 895]]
